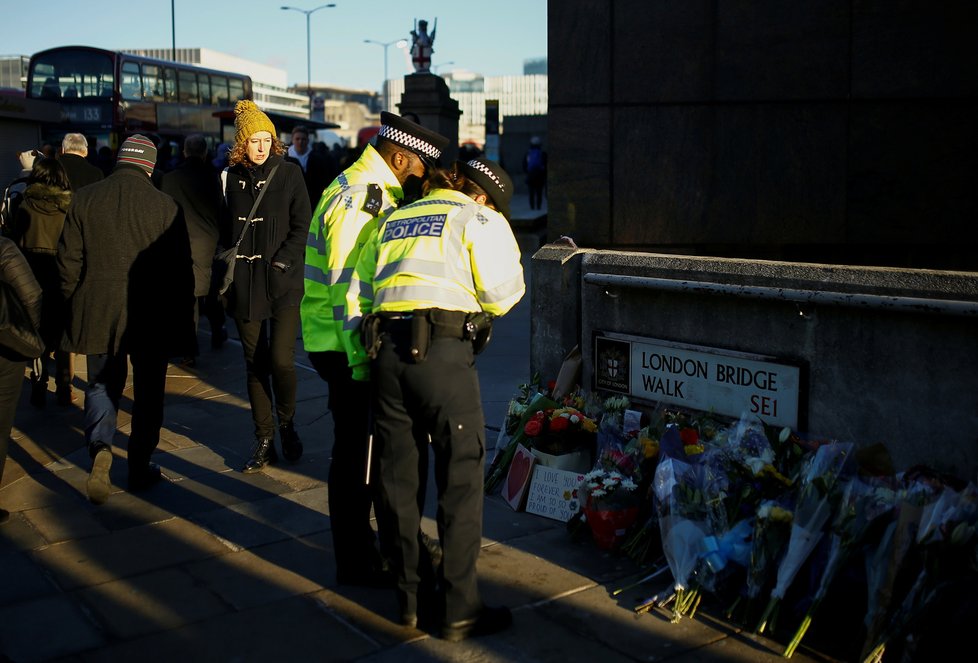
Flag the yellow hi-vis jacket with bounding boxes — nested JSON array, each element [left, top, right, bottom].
[[300, 144, 402, 353], [344, 187, 526, 380]]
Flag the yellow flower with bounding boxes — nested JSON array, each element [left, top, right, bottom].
[[758, 464, 793, 487], [640, 437, 659, 459], [683, 444, 705, 456]]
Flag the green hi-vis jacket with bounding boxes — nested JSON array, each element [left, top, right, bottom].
[[300, 144, 402, 354], [345, 187, 526, 380]]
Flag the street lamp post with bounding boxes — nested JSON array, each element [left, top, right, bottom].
[[364, 38, 407, 113], [282, 4, 336, 119]]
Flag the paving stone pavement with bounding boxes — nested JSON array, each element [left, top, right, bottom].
[[0, 202, 849, 662]]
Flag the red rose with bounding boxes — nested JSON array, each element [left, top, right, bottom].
[[549, 416, 570, 433], [680, 427, 699, 446], [524, 419, 543, 436]]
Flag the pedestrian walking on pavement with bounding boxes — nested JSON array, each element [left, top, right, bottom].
[[522, 136, 547, 211], [8, 157, 74, 407], [222, 101, 310, 474], [345, 157, 526, 640], [0, 236, 43, 524], [58, 134, 196, 504], [301, 111, 449, 587], [57, 133, 104, 191], [161, 134, 228, 361]]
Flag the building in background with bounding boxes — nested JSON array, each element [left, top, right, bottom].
[[292, 84, 381, 147], [387, 59, 548, 147], [0, 55, 29, 90]]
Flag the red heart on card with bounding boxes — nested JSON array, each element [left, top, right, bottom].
[[506, 450, 532, 502]]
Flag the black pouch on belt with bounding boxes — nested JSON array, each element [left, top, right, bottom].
[[361, 313, 382, 360], [409, 312, 431, 363]]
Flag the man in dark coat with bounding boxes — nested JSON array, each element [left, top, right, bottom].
[[57, 133, 104, 191], [58, 134, 196, 504], [160, 134, 227, 356], [285, 125, 337, 209]]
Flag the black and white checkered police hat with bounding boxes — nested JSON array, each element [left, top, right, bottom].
[[378, 111, 449, 166], [458, 157, 513, 221]]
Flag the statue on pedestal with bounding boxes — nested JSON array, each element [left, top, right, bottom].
[[410, 18, 436, 73]]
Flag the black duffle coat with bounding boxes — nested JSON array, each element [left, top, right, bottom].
[[221, 154, 311, 322]]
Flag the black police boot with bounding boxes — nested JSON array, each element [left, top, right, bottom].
[[243, 437, 277, 474], [280, 422, 303, 462]]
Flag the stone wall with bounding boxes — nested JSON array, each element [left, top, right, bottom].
[[531, 245, 978, 480], [547, 0, 978, 270]]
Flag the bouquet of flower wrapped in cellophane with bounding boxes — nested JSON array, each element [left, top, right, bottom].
[[484, 390, 559, 494], [652, 425, 713, 622], [618, 423, 665, 565], [491, 372, 544, 458], [783, 473, 898, 657], [755, 440, 855, 635], [861, 476, 978, 663]]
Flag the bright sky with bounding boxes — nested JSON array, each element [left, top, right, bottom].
[[4, 0, 548, 90]]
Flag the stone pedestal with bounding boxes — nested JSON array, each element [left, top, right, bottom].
[[396, 73, 461, 165]]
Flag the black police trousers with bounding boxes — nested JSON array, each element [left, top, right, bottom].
[[307, 350, 384, 574], [373, 329, 486, 625]]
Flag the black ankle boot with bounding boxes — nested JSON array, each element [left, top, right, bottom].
[[30, 381, 46, 408], [243, 437, 277, 474], [280, 422, 303, 462]]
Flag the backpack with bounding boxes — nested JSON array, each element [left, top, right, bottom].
[[526, 147, 545, 175], [0, 176, 29, 236]]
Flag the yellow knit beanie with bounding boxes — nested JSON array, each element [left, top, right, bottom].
[[234, 100, 276, 145]]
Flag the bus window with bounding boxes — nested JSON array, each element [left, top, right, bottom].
[[211, 75, 228, 106], [229, 77, 244, 103], [121, 61, 142, 101], [41, 76, 61, 99], [143, 64, 163, 102], [28, 49, 113, 100], [178, 69, 198, 104], [198, 73, 211, 107], [162, 67, 177, 102]]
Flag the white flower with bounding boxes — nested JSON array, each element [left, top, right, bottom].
[[620, 477, 638, 491], [591, 488, 608, 498]]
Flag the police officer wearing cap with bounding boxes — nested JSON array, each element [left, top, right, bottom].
[[301, 112, 449, 586], [344, 158, 525, 640]]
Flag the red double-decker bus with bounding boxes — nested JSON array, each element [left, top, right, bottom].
[[26, 45, 253, 153]]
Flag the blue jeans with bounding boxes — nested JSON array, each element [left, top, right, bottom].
[[84, 351, 168, 470]]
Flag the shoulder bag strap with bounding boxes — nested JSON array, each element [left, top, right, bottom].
[[229, 164, 280, 251]]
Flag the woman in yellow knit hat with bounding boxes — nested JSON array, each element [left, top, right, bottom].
[[221, 100, 311, 472]]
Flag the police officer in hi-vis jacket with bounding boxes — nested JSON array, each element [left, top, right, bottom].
[[301, 112, 449, 587], [344, 157, 525, 641]]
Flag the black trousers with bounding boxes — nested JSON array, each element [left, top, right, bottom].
[[0, 355, 26, 484], [234, 306, 299, 439], [373, 331, 486, 624], [308, 350, 383, 573]]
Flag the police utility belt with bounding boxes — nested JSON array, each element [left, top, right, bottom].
[[361, 308, 494, 362]]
